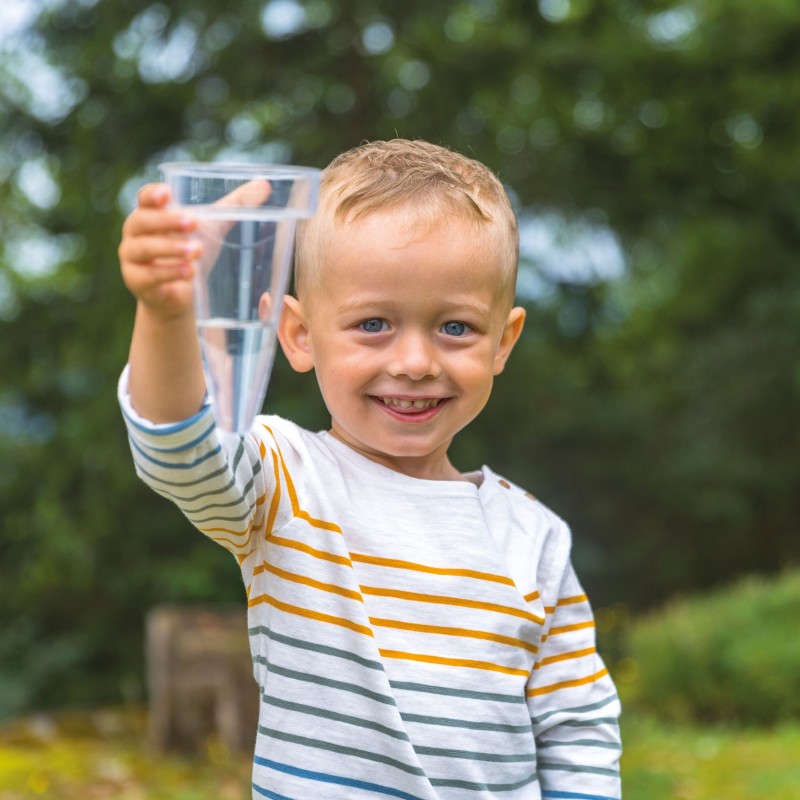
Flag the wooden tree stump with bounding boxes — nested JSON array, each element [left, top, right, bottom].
[[145, 605, 259, 754]]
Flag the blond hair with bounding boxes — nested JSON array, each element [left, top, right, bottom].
[[294, 139, 519, 304]]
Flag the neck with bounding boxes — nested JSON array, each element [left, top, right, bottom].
[[328, 428, 466, 482]]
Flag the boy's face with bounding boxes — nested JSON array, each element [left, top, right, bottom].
[[279, 210, 525, 481]]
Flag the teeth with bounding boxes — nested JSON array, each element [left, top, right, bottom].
[[382, 397, 440, 409]]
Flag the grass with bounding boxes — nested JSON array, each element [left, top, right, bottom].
[[0, 709, 250, 800], [621, 713, 800, 799], [1, 707, 800, 799]]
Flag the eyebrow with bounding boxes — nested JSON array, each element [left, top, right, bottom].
[[335, 298, 494, 318]]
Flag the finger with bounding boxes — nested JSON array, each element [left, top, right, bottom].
[[120, 235, 202, 266], [124, 258, 195, 293], [136, 183, 172, 208], [214, 179, 272, 209], [123, 208, 197, 239]]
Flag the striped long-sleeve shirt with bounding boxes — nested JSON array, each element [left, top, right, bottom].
[[120, 374, 621, 800]]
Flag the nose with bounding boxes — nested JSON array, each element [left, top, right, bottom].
[[387, 331, 442, 380]]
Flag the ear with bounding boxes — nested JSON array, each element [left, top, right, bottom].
[[278, 295, 315, 373], [493, 306, 526, 375]]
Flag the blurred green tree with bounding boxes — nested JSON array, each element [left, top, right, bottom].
[[1, 0, 799, 715]]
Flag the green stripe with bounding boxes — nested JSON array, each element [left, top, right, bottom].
[[538, 760, 619, 778], [137, 448, 259, 495], [231, 439, 246, 471], [254, 656, 396, 706], [390, 680, 524, 705], [248, 626, 385, 672], [537, 739, 622, 751], [162, 475, 237, 503], [189, 506, 253, 525], [183, 471, 258, 512], [555, 717, 619, 728], [415, 744, 535, 763], [138, 460, 230, 489], [430, 769, 539, 791], [262, 694, 410, 742], [259, 727, 425, 776], [400, 711, 531, 734], [186, 495, 255, 514], [530, 692, 619, 725]]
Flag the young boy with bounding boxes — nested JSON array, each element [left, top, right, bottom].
[[118, 139, 622, 800]]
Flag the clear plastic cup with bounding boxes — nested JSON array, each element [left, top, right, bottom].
[[160, 162, 320, 433]]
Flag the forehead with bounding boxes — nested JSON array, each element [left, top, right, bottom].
[[328, 208, 498, 265], [297, 198, 518, 309], [316, 211, 509, 304]]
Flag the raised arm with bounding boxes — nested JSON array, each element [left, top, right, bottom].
[[119, 184, 206, 422]]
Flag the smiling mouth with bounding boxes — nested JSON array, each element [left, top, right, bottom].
[[379, 397, 442, 410]]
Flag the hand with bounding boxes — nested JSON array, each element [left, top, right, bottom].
[[119, 183, 200, 320], [119, 180, 273, 320], [192, 178, 272, 278]]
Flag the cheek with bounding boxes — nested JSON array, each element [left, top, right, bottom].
[[315, 350, 373, 397]]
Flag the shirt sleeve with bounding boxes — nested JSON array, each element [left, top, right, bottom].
[[118, 365, 270, 563], [527, 558, 623, 800]]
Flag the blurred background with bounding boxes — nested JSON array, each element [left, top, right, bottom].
[[1, 0, 799, 797]]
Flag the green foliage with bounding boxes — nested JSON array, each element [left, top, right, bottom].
[[621, 571, 800, 725], [1, 0, 800, 715]]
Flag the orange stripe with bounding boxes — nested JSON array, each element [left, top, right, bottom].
[[350, 552, 515, 586], [524, 590, 540, 603], [296, 509, 342, 533], [546, 620, 595, 638], [380, 649, 529, 677], [247, 593, 373, 637], [369, 617, 538, 654], [204, 525, 245, 536], [262, 426, 300, 513], [270, 536, 353, 568], [361, 585, 545, 626], [254, 561, 363, 602], [264, 450, 281, 536], [200, 492, 266, 539], [544, 594, 589, 614], [558, 594, 588, 607], [263, 426, 344, 535], [206, 517, 260, 552], [527, 667, 609, 697], [533, 646, 596, 670], [199, 488, 268, 559]]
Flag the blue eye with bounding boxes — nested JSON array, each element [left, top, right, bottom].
[[360, 318, 387, 333], [442, 321, 468, 336]]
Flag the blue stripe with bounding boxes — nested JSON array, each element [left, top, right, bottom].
[[252, 783, 294, 800], [542, 790, 620, 800], [133, 421, 217, 453], [128, 435, 222, 469], [121, 402, 211, 434], [254, 756, 427, 800]]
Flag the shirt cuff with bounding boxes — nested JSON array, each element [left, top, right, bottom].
[[118, 364, 213, 439]]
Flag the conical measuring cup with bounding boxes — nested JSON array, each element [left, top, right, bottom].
[[160, 162, 320, 434]]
